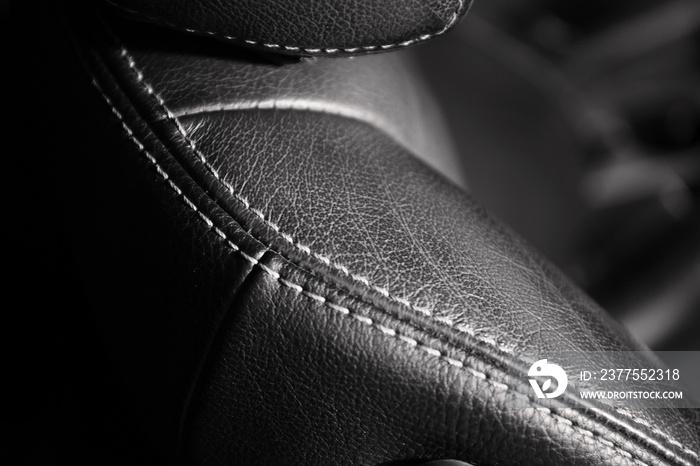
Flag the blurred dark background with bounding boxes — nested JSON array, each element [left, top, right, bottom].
[[5, 0, 699, 464], [417, 0, 700, 353]]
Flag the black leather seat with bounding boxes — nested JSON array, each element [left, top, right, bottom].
[[12, 0, 699, 464]]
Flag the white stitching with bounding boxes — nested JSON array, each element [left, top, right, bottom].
[[115, 45, 699, 464], [95, 23, 698, 462], [114, 46, 515, 354], [102, 0, 466, 55], [91, 78, 664, 466]]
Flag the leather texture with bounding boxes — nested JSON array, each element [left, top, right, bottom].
[[43, 0, 700, 464], [100, 0, 472, 56], [106, 21, 463, 188]]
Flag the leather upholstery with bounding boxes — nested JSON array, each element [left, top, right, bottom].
[[40, 0, 700, 464], [100, 0, 472, 56], [104, 20, 462, 187]]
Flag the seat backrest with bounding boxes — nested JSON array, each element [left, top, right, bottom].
[[27, 0, 700, 464]]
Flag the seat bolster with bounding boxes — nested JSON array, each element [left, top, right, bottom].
[[45, 1, 700, 464]]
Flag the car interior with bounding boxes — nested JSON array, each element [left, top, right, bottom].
[[6, 0, 700, 464]]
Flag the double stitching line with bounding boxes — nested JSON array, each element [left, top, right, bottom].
[[91, 76, 653, 466], [82, 10, 698, 460], [109, 41, 699, 465], [115, 47, 512, 354]]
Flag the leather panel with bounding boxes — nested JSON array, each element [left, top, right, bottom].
[[181, 110, 700, 465], [110, 19, 464, 188], [100, 0, 471, 56], [49, 1, 700, 464]]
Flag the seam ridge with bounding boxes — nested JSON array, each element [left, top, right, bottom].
[[92, 77, 662, 466], [116, 46, 505, 352], [101, 0, 465, 55], [111, 37, 699, 464]]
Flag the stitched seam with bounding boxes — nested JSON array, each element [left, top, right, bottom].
[[115, 46, 508, 352], [102, 0, 465, 55], [90, 79, 659, 466], [615, 408, 699, 460], [112, 42, 699, 463]]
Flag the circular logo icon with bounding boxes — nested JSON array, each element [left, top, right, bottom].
[[528, 359, 568, 398]]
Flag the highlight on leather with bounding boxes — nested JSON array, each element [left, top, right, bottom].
[[100, 0, 472, 56]]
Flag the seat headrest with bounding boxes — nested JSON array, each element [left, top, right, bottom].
[[101, 0, 471, 56]]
